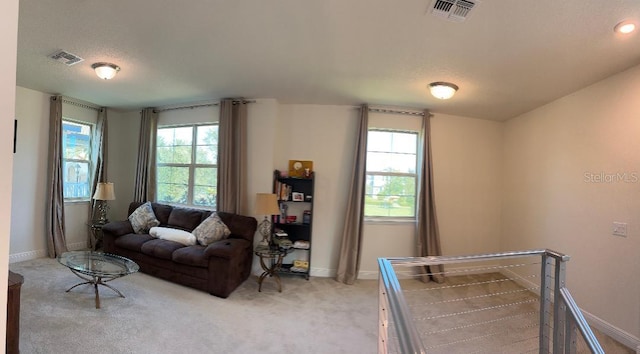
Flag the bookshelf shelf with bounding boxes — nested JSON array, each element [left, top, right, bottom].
[[273, 169, 314, 280]]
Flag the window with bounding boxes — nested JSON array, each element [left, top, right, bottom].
[[365, 130, 418, 219], [156, 124, 218, 208], [62, 120, 92, 200]]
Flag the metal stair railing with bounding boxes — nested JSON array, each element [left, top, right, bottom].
[[378, 249, 605, 354]]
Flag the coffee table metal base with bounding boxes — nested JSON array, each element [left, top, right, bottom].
[[65, 269, 127, 309]]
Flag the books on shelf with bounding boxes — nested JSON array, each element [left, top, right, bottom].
[[275, 181, 292, 201]]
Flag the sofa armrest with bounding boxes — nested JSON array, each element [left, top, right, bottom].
[[102, 220, 134, 237], [204, 238, 251, 260]]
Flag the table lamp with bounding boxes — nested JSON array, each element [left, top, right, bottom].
[[93, 182, 116, 224], [255, 193, 280, 249]]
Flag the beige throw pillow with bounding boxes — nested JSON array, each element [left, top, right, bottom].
[[193, 213, 231, 246], [128, 202, 160, 234]]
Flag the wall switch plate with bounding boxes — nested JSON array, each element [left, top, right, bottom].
[[612, 222, 627, 237]]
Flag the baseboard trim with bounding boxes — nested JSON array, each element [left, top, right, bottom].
[[311, 267, 335, 278], [501, 269, 639, 351], [9, 249, 47, 263], [581, 309, 640, 352], [67, 241, 89, 251], [10, 241, 89, 264]]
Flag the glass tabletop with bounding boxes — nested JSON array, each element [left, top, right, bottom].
[[254, 248, 289, 257], [57, 251, 139, 277]]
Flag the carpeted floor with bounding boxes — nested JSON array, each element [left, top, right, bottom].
[[10, 258, 378, 354], [9, 258, 633, 353]]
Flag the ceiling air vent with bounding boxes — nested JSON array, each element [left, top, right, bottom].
[[49, 50, 84, 66], [431, 0, 477, 22]]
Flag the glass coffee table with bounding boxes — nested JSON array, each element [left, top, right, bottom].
[[57, 251, 139, 309]]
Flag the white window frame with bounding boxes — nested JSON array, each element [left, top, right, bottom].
[[156, 123, 218, 209], [62, 119, 93, 202], [364, 129, 419, 222]]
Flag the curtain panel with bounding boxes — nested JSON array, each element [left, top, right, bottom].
[[416, 111, 444, 283], [46, 96, 68, 258], [87, 108, 107, 248], [217, 99, 248, 214], [335, 104, 368, 285], [133, 108, 158, 202]]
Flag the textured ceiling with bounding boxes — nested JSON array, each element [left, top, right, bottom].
[[16, 0, 640, 121]]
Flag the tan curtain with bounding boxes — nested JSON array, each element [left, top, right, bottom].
[[46, 96, 68, 257], [88, 108, 107, 247], [335, 104, 368, 284], [133, 108, 158, 202], [416, 111, 444, 283], [217, 99, 248, 214]]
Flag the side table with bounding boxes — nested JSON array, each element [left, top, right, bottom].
[[255, 248, 289, 292], [7, 271, 23, 354], [88, 220, 107, 251]]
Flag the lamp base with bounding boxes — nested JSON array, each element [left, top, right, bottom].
[[95, 201, 110, 224]]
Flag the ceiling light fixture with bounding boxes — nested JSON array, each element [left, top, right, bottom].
[[429, 82, 459, 100], [614, 20, 636, 34], [91, 62, 120, 80]]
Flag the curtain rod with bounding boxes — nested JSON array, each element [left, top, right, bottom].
[[368, 107, 433, 117], [58, 97, 102, 112], [155, 99, 256, 113]]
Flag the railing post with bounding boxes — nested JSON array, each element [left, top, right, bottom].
[[553, 256, 567, 353], [564, 312, 577, 354], [379, 271, 389, 354], [539, 254, 552, 353]]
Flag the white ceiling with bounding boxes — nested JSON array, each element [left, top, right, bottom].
[[16, 0, 640, 121]]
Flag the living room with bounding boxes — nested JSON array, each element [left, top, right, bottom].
[[0, 0, 639, 352]]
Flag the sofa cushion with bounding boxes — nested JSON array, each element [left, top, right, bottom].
[[114, 233, 154, 252], [150, 226, 196, 246], [172, 245, 208, 268], [151, 203, 174, 226], [141, 239, 186, 260], [128, 202, 161, 233], [168, 207, 205, 231], [193, 213, 231, 246]]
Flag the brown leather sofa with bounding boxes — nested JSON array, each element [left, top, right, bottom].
[[102, 202, 257, 298]]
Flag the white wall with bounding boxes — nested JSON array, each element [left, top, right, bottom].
[[432, 114, 503, 256], [0, 0, 19, 350], [107, 110, 140, 221], [502, 64, 640, 342], [275, 104, 359, 276], [10, 87, 50, 260]]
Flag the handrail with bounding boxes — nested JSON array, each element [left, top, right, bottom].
[[378, 258, 426, 354], [559, 288, 605, 354], [378, 249, 603, 354], [386, 249, 569, 266]]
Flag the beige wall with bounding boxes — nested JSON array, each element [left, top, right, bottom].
[[275, 104, 359, 276], [11, 87, 50, 259], [503, 64, 640, 341], [432, 114, 503, 257], [0, 0, 19, 350]]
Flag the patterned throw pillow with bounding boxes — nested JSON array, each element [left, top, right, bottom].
[[193, 213, 231, 246], [128, 202, 160, 234]]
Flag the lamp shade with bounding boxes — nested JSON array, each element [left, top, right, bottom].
[[93, 182, 116, 201], [255, 193, 280, 215], [429, 82, 459, 100], [92, 62, 120, 80]]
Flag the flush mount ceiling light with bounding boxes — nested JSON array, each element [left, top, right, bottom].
[[614, 20, 636, 34], [91, 62, 120, 80], [429, 82, 459, 100]]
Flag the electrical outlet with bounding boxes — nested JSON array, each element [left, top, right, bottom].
[[612, 222, 627, 237]]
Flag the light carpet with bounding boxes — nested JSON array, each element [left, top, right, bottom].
[[10, 258, 378, 354]]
